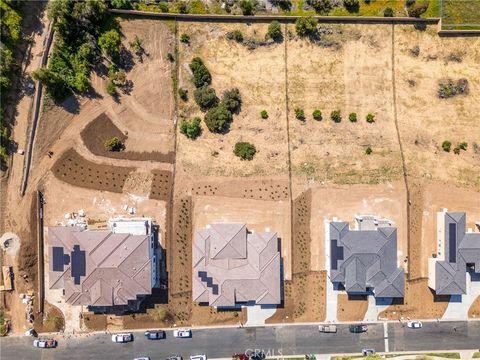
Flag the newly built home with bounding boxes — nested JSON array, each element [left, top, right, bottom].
[[329, 216, 405, 298], [192, 223, 281, 307], [48, 219, 158, 309], [428, 209, 480, 295]]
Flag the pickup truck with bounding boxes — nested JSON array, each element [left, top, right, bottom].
[[318, 325, 337, 333]]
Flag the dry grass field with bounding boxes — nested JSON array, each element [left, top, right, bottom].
[[4, 17, 480, 333]]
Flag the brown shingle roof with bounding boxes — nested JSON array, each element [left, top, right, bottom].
[[48, 227, 153, 306]]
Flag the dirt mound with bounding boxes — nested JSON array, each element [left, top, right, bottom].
[[52, 148, 134, 193], [150, 170, 173, 201], [81, 113, 174, 163], [192, 179, 289, 201]]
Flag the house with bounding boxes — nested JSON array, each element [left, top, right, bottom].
[[48, 219, 157, 309], [192, 223, 281, 307], [428, 209, 480, 295], [329, 216, 405, 298]]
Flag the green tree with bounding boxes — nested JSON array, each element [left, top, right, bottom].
[[178, 88, 188, 101], [365, 147, 372, 155], [442, 140, 452, 152], [180, 33, 190, 44], [204, 104, 232, 133], [330, 110, 341, 123], [408, 1, 429, 17], [189, 57, 212, 88], [366, 113, 375, 123], [129, 35, 143, 55], [295, 108, 305, 120], [313, 109, 322, 120], [104, 136, 123, 151], [222, 88, 242, 114], [239, 0, 256, 15], [227, 30, 244, 42], [194, 86, 218, 110], [349, 112, 357, 122], [458, 142, 468, 151], [384, 7, 394, 17], [267, 21, 282, 40], [98, 29, 121, 57], [110, 0, 133, 9], [307, 0, 333, 13], [234, 142, 257, 160], [32, 68, 70, 101], [343, 0, 359, 12], [261, 110, 268, 119], [295, 16, 318, 37], [106, 80, 117, 96], [180, 117, 202, 139]]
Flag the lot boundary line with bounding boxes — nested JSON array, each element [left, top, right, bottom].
[[390, 24, 412, 278]]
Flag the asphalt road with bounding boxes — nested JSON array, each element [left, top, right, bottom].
[[1, 322, 478, 360]]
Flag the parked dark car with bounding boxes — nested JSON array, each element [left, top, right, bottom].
[[144, 330, 166, 340], [349, 324, 368, 333]]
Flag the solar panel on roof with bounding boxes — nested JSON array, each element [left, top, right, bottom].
[[331, 239, 344, 270], [71, 245, 86, 285], [52, 247, 65, 272], [449, 223, 457, 263]]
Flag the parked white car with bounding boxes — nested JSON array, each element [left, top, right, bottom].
[[173, 329, 192, 338], [407, 321, 422, 329], [133, 358, 150, 360], [33, 339, 57, 348], [190, 355, 207, 360], [111, 333, 134, 343]]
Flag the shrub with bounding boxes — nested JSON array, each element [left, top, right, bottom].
[[98, 29, 121, 57], [111, 0, 133, 9], [330, 110, 341, 123], [180, 33, 190, 43], [194, 86, 218, 110], [438, 79, 469, 99], [307, 0, 333, 13], [180, 117, 202, 139], [453, 147, 460, 155], [222, 88, 242, 113], [227, 30, 244, 43], [158, 2, 169, 12], [129, 35, 143, 55], [178, 88, 188, 101], [106, 80, 117, 96], [349, 112, 357, 122], [458, 142, 468, 151], [384, 7, 394, 17], [442, 140, 452, 152], [366, 113, 375, 123], [189, 57, 212, 88], [172, 0, 188, 13], [239, 0, 256, 15], [267, 21, 282, 40], [343, 0, 359, 12], [365, 147, 372, 155], [295, 108, 305, 120], [408, 1, 429, 18], [104, 137, 123, 151], [313, 109, 322, 120], [234, 142, 257, 160], [167, 52, 175, 62], [261, 110, 268, 119], [295, 16, 318, 37], [204, 104, 232, 132]]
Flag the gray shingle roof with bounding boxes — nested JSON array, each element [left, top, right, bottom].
[[330, 221, 404, 298], [434, 212, 480, 295], [192, 224, 281, 307]]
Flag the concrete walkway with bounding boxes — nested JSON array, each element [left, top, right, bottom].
[[245, 305, 277, 326], [324, 220, 338, 323], [442, 271, 480, 320]]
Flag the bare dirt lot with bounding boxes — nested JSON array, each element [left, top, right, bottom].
[[337, 294, 368, 321]]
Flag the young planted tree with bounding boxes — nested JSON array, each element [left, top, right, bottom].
[[260, 110, 269, 119], [442, 140, 452, 152], [349, 112, 357, 122], [295, 108, 305, 120], [330, 110, 341, 123], [366, 113, 375, 123], [180, 33, 190, 44], [234, 142, 257, 160], [104, 137, 123, 151], [313, 109, 322, 121]]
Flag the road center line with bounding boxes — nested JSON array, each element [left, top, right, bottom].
[[384, 322, 389, 353]]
